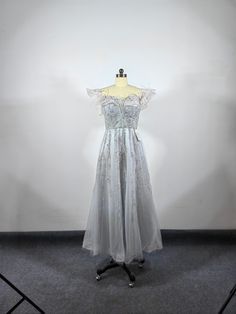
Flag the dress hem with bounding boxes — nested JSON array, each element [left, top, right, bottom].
[[81, 244, 163, 264]]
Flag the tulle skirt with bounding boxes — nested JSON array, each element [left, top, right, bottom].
[[82, 127, 163, 264]]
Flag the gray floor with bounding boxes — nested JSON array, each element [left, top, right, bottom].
[[0, 230, 236, 314]]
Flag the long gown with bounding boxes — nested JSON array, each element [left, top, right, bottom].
[[82, 87, 163, 264]]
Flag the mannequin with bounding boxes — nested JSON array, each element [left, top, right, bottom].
[[100, 68, 142, 99], [96, 70, 145, 285]]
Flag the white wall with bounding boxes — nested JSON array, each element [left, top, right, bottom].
[[0, 0, 236, 231]]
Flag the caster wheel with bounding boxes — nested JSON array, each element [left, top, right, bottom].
[[129, 282, 135, 288], [96, 274, 101, 281]]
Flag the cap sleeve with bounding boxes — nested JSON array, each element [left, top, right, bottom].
[[86, 88, 104, 116], [139, 88, 156, 110]]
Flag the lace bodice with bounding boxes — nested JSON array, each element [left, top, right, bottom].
[[86, 88, 156, 130]]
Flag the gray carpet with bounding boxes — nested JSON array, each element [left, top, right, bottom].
[[0, 230, 236, 314]]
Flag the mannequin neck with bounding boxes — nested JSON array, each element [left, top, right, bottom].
[[115, 77, 128, 87]]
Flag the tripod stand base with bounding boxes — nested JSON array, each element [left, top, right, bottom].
[[218, 283, 236, 314], [0, 273, 45, 313], [96, 256, 145, 287]]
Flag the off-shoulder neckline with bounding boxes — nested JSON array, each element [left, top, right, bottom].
[[99, 93, 141, 101], [96, 88, 155, 102]]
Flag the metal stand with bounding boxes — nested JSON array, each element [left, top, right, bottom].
[[218, 283, 236, 314], [95, 256, 145, 287], [0, 273, 45, 313]]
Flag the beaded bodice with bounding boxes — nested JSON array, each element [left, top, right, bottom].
[[101, 95, 141, 129]]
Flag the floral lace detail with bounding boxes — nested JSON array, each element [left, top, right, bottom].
[[139, 88, 156, 110], [86, 87, 156, 115]]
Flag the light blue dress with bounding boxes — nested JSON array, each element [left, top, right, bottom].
[[82, 88, 163, 264]]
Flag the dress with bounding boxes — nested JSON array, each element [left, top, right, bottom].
[[82, 87, 163, 264]]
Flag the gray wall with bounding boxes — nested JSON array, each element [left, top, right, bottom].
[[0, 0, 236, 231]]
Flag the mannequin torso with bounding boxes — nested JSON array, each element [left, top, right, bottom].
[[100, 77, 141, 99]]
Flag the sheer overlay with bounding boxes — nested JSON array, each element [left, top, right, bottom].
[[82, 87, 163, 264]]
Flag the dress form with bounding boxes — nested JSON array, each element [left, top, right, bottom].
[[100, 68, 142, 99]]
